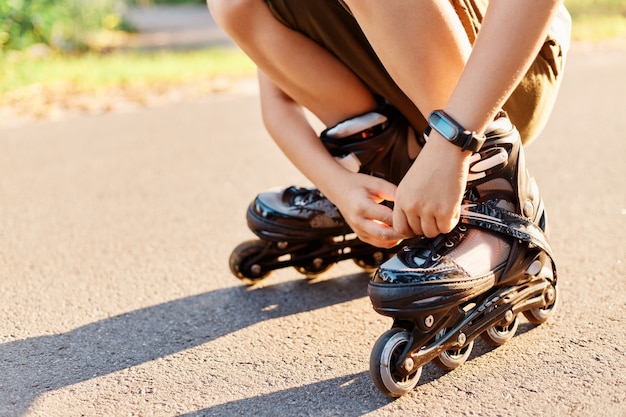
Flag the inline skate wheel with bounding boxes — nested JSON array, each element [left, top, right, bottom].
[[294, 261, 333, 278], [370, 328, 422, 397], [432, 329, 474, 371], [229, 239, 272, 283], [353, 250, 388, 272], [523, 284, 559, 324], [481, 311, 520, 346], [294, 239, 336, 278]]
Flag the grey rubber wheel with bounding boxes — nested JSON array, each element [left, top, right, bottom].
[[370, 328, 421, 397]]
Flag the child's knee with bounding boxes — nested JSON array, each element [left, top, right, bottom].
[[207, 0, 255, 34]]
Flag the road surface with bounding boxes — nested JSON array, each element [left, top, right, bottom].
[[0, 42, 625, 416]]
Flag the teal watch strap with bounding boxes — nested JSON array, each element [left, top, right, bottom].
[[428, 110, 485, 152]]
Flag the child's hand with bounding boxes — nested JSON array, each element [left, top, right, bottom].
[[324, 173, 406, 248], [393, 134, 471, 238]]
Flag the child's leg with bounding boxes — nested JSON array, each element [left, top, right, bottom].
[[208, 0, 376, 126], [342, 0, 474, 122], [210, 0, 428, 132], [339, 0, 569, 144]]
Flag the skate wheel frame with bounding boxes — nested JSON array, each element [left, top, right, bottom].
[[481, 312, 520, 347], [432, 341, 474, 371], [432, 328, 475, 371]]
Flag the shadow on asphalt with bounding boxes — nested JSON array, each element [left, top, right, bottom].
[[0, 272, 379, 415], [181, 372, 380, 417], [1, 269, 548, 416]]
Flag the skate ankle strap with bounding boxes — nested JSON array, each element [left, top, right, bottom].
[[459, 202, 554, 260]]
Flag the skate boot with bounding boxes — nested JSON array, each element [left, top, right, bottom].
[[368, 113, 558, 397], [229, 104, 419, 283]]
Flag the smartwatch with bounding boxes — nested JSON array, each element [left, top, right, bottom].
[[427, 110, 485, 152]]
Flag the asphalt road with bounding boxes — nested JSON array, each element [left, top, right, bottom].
[[0, 42, 625, 417]]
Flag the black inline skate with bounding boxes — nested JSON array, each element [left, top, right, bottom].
[[229, 103, 420, 283], [368, 113, 558, 397]]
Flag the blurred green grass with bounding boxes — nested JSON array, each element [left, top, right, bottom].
[[0, 48, 255, 96], [567, 0, 626, 39]]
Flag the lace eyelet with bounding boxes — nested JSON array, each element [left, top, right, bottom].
[[431, 254, 441, 262], [445, 241, 454, 248]]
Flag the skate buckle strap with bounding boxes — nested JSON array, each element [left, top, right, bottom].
[[287, 187, 349, 226], [459, 202, 554, 260]]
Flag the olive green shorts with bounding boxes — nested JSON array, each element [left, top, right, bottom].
[[265, 0, 570, 144]]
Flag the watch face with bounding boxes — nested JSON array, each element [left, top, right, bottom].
[[430, 112, 458, 140]]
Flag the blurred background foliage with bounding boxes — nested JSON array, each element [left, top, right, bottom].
[[0, 0, 205, 52], [1, 0, 125, 52]]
